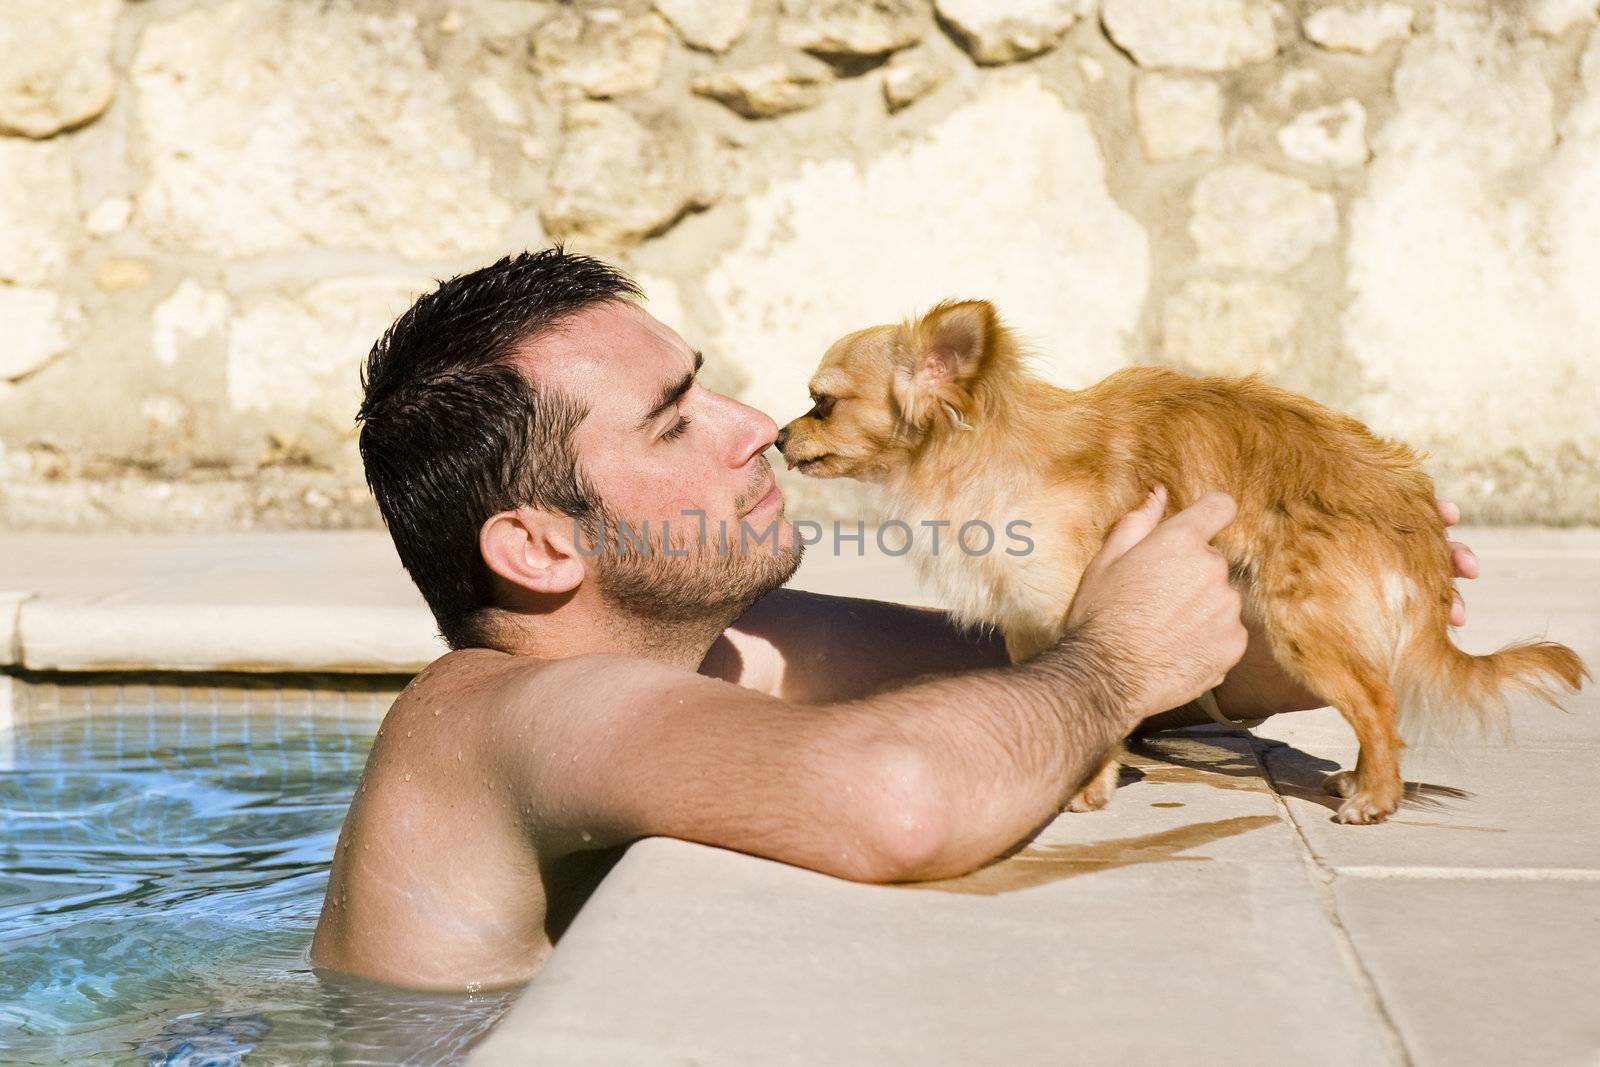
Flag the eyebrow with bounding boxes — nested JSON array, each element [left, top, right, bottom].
[[637, 350, 704, 432]]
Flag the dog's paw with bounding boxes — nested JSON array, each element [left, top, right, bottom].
[[1334, 792, 1398, 825], [1323, 770, 1357, 798], [1066, 784, 1112, 812], [1065, 758, 1121, 812]]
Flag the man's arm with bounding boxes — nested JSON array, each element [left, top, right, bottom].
[[502, 487, 1244, 885]]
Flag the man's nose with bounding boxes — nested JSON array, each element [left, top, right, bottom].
[[707, 389, 780, 468], [775, 426, 790, 453]]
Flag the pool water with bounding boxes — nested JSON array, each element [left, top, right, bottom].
[[0, 707, 519, 1065]]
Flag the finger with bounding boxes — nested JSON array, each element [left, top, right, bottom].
[[1436, 499, 1460, 527], [1448, 540, 1479, 579], [1161, 490, 1238, 543], [1090, 484, 1168, 567], [1450, 589, 1465, 627]]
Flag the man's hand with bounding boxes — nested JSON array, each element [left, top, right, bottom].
[[1066, 485, 1249, 725], [1214, 498, 1480, 719], [1439, 499, 1477, 627]]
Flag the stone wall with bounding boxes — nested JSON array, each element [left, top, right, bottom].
[[2, 0, 1596, 530]]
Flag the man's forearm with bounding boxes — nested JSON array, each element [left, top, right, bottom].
[[828, 625, 1135, 882]]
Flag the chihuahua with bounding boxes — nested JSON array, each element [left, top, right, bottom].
[[775, 299, 1589, 824]]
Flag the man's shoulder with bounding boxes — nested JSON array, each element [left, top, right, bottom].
[[414, 645, 645, 689], [401, 646, 690, 730]]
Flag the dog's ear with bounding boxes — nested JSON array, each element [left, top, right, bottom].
[[915, 299, 997, 385], [894, 299, 1000, 432]]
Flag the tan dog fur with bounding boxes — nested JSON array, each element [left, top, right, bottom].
[[776, 300, 1589, 824]]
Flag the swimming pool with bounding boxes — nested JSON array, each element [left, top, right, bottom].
[[0, 679, 519, 1065]]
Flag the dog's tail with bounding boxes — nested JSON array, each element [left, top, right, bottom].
[[1394, 618, 1589, 743]]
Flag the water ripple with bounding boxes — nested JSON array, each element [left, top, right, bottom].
[[0, 712, 518, 1065]]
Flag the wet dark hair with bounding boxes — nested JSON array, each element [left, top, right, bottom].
[[356, 247, 642, 650]]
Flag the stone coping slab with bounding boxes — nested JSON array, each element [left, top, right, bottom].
[[474, 733, 1396, 1065], [19, 600, 441, 674], [1, 531, 448, 673]]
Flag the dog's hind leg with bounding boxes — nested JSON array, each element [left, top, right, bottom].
[[1279, 646, 1404, 823], [1248, 572, 1401, 825], [1320, 672, 1403, 824]]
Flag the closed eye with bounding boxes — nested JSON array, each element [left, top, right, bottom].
[[811, 395, 836, 419], [660, 414, 692, 442]]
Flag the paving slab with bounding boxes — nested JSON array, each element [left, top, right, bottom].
[[1332, 878, 1600, 1066], [1258, 727, 1600, 873], [474, 733, 1394, 1066]]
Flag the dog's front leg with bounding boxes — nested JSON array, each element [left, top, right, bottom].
[[1003, 626, 1060, 664], [1065, 750, 1125, 812]]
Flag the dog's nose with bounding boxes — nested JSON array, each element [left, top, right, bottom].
[[775, 426, 790, 453]]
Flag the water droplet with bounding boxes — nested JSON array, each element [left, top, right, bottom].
[[466, 980, 483, 995], [404, 772, 412, 782], [580, 830, 593, 842], [433, 708, 441, 717], [456, 751, 464, 762], [406, 730, 413, 738]]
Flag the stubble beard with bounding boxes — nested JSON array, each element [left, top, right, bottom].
[[583, 503, 804, 624]]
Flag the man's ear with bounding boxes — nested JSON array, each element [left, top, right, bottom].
[[894, 299, 1001, 431], [479, 506, 587, 598]]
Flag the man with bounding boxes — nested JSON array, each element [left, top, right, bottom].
[[310, 248, 1479, 992]]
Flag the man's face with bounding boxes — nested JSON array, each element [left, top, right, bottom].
[[526, 299, 802, 620]]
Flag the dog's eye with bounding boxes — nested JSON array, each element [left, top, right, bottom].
[[811, 395, 835, 419]]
